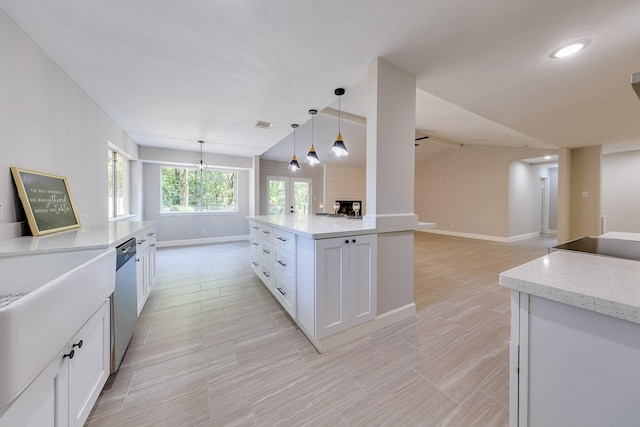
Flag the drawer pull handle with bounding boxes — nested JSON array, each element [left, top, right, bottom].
[[263, 230, 271, 235], [138, 239, 146, 244], [147, 232, 155, 236], [277, 260, 286, 267], [263, 249, 270, 254], [252, 242, 259, 246], [63, 350, 75, 360], [352, 239, 356, 243], [276, 236, 287, 242], [345, 240, 349, 244], [72, 340, 83, 349], [252, 261, 259, 266], [276, 287, 286, 296], [263, 271, 271, 278], [252, 226, 259, 229]]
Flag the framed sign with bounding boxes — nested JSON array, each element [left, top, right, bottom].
[[10, 167, 81, 236]]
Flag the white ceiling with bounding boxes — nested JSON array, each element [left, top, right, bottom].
[[2, 0, 640, 166]]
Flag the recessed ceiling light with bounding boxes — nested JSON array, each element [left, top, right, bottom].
[[550, 39, 590, 59]]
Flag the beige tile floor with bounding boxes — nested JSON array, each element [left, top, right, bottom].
[[86, 232, 553, 426]]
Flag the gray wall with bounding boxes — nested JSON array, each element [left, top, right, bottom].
[[0, 9, 139, 232], [548, 166, 558, 230], [140, 147, 253, 242], [415, 145, 555, 238], [508, 161, 540, 237], [602, 150, 640, 232]]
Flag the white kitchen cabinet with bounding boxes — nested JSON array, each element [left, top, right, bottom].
[[509, 291, 640, 427], [135, 226, 156, 316], [0, 300, 110, 427], [299, 234, 377, 340]]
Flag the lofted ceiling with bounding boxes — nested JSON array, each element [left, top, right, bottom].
[[1, 0, 640, 167]]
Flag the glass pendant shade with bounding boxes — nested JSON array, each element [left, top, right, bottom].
[[306, 109, 320, 165], [331, 133, 349, 157], [331, 88, 349, 157], [288, 154, 301, 171], [196, 140, 208, 171], [306, 144, 320, 164], [288, 123, 300, 171]]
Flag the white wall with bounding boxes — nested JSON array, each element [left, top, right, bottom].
[[140, 146, 253, 242], [0, 9, 138, 234], [325, 164, 366, 215], [602, 150, 640, 232]]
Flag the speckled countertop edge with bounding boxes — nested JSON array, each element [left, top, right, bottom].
[[500, 250, 640, 324]]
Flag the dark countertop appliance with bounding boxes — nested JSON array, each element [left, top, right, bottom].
[[551, 236, 640, 262]]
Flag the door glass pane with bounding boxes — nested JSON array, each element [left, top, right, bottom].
[[268, 179, 286, 215], [292, 180, 310, 215]]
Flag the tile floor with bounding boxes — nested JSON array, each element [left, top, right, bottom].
[[85, 232, 553, 426]]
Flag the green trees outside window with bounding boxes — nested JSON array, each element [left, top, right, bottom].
[[161, 167, 237, 213]]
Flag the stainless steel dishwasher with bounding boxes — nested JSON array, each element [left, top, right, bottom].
[[111, 237, 137, 373]]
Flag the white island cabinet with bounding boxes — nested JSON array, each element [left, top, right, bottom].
[[500, 249, 640, 427], [0, 300, 110, 427], [249, 216, 378, 352], [298, 234, 376, 340]]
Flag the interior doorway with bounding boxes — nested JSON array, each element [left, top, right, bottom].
[[267, 175, 311, 215], [540, 176, 550, 233]]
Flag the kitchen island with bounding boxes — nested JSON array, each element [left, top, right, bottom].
[[249, 214, 434, 352], [500, 237, 640, 427]]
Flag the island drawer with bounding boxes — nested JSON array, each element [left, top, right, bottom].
[[273, 229, 296, 253]]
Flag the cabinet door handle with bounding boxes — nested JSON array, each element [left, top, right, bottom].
[[137, 239, 146, 244], [277, 260, 286, 267], [263, 271, 271, 278], [150, 244, 156, 248], [136, 258, 140, 262], [276, 236, 287, 242], [252, 261, 259, 266], [263, 230, 271, 235], [252, 226, 259, 230], [345, 240, 349, 244], [252, 242, 259, 246], [72, 340, 83, 349], [63, 350, 75, 360], [263, 249, 270, 254], [352, 239, 356, 243], [147, 232, 155, 237], [276, 287, 286, 296]]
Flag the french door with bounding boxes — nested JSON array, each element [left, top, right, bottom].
[[267, 175, 311, 215]]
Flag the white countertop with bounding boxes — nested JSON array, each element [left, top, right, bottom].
[[500, 250, 640, 324], [249, 214, 436, 239], [0, 221, 156, 257]]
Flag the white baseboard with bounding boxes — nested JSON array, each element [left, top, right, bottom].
[[156, 234, 250, 248], [305, 303, 417, 353], [416, 228, 512, 243], [417, 228, 545, 243]]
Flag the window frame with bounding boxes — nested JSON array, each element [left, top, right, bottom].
[[160, 165, 239, 214], [108, 147, 131, 219]]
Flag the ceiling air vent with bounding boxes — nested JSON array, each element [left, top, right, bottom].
[[255, 120, 272, 129], [632, 72, 640, 101]]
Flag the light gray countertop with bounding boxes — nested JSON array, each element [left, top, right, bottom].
[[0, 221, 156, 257], [500, 250, 640, 325], [249, 214, 435, 239]]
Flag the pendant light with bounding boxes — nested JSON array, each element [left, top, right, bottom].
[[196, 140, 208, 171], [288, 123, 301, 171], [306, 109, 320, 165], [331, 88, 349, 157]]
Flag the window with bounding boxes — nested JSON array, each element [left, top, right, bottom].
[[161, 167, 238, 213], [108, 148, 130, 218]]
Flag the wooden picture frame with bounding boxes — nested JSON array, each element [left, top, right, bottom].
[[10, 167, 81, 236]]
